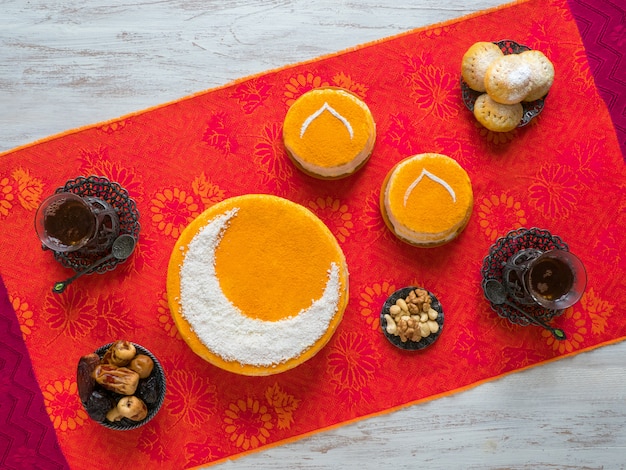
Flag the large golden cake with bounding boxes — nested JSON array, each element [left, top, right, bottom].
[[167, 194, 349, 375]]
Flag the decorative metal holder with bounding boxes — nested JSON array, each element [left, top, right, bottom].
[[82, 196, 120, 254], [480, 227, 569, 326], [47, 176, 140, 273], [460, 39, 546, 128], [501, 248, 544, 305]]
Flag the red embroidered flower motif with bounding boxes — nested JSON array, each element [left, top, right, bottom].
[[224, 398, 274, 450], [44, 289, 98, 343], [402, 55, 458, 120], [10, 294, 35, 337], [331, 72, 368, 98], [230, 77, 272, 114], [571, 48, 594, 93], [42, 378, 88, 431], [550, 0, 573, 21], [383, 113, 418, 155], [580, 288, 613, 335], [265, 383, 300, 430], [202, 113, 238, 155], [78, 146, 143, 197], [191, 172, 226, 209], [150, 187, 200, 238], [528, 164, 579, 219], [308, 197, 354, 243], [564, 139, 604, 182], [91, 295, 138, 343], [359, 281, 397, 331], [433, 136, 480, 169], [477, 193, 528, 242], [499, 345, 546, 370], [528, 21, 556, 61], [118, 232, 154, 276], [283, 73, 330, 107], [361, 191, 390, 239], [253, 123, 295, 190], [542, 308, 586, 354], [136, 422, 171, 463], [167, 369, 217, 426], [0, 176, 15, 217], [157, 291, 182, 339], [11, 168, 43, 211], [185, 438, 224, 467], [453, 325, 498, 367], [327, 332, 379, 405], [592, 229, 622, 269]]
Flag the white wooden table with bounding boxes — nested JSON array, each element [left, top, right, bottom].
[[2, 1, 625, 468]]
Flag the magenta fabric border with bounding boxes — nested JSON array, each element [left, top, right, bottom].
[[568, 0, 626, 160], [0, 276, 70, 469]]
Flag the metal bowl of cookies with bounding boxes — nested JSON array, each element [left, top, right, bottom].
[[77, 340, 166, 430], [460, 39, 552, 130]]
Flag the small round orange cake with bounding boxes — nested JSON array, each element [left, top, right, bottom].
[[380, 153, 474, 247], [167, 194, 349, 376], [283, 87, 376, 179]]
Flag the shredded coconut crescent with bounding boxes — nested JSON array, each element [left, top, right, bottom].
[[179, 208, 341, 366]]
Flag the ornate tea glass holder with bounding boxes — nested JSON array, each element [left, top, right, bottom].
[[501, 248, 544, 305], [481, 227, 568, 326], [82, 196, 120, 253], [39, 176, 140, 274]]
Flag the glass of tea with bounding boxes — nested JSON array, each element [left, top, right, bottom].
[[524, 250, 587, 310], [35, 192, 116, 253]]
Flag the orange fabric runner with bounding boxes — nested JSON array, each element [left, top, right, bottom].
[[1, 0, 625, 468]]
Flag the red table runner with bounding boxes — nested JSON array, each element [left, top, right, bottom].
[[1, 0, 625, 468]]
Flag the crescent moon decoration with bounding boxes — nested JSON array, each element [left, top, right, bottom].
[[403, 168, 457, 207], [300, 102, 354, 139], [179, 208, 341, 367]]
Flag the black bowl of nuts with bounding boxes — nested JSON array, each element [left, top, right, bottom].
[[380, 287, 444, 350], [77, 340, 166, 430]]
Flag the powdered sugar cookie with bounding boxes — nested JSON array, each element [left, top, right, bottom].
[[484, 54, 533, 104], [461, 42, 504, 92], [473, 93, 524, 132], [520, 50, 555, 102]]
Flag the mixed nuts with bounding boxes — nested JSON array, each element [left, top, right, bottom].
[[384, 288, 440, 343]]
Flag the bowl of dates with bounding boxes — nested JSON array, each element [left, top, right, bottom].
[[77, 340, 166, 430]]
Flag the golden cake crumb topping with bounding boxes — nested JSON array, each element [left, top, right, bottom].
[[385, 154, 473, 237], [283, 87, 375, 176]]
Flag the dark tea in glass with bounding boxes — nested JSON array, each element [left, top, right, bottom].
[[44, 197, 96, 247], [36, 193, 97, 252], [528, 256, 574, 302], [525, 250, 586, 309]]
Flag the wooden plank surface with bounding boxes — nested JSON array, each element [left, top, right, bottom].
[[2, 1, 625, 468]]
